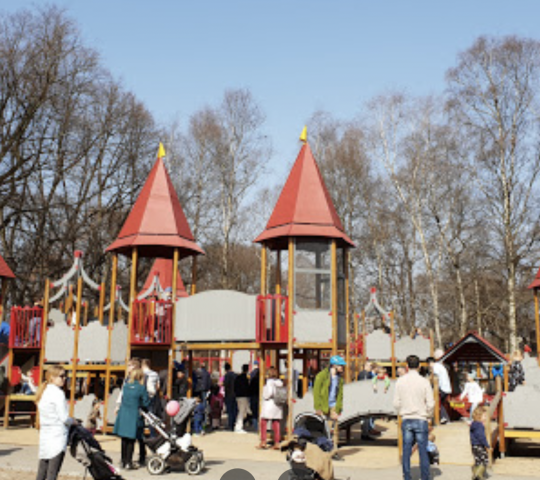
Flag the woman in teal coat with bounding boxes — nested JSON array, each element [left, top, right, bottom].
[[114, 368, 150, 470]]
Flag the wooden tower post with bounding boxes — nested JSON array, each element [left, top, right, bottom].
[[103, 254, 118, 433], [69, 275, 83, 416], [126, 247, 138, 362], [168, 248, 179, 399], [287, 238, 295, 440]]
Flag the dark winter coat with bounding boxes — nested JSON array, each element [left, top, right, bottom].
[[113, 381, 150, 440], [234, 373, 250, 398]]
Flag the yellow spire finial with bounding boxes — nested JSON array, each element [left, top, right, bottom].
[[299, 126, 307, 143], [157, 142, 166, 159]]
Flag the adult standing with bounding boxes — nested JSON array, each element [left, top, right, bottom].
[[428, 349, 451, 424], [142, 359, 160, 435], [173, 366, 189, 399], [257, 367, 283, 450], [357, 362, 377, 440], [234, 364, 251, 434], [394, 355, 434, 480], [35, 365, 75, 480], [193, 362, 211, 400], [249, 361, 260, 431], [223, 363, 237, 431], [114, 368, 150, 470], [313, 355, 346, 454]]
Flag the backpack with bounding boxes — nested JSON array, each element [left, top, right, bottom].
[[273, 384, 288, 407]]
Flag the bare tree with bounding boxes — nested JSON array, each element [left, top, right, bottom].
[[447, 36, 540, 351]]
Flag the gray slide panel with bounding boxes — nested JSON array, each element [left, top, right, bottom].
[[293, 380, 398, 424], [365, 329, 392, 360], [110, 322, 128, 364], [45, 309, 74, 363], [395, 336, 431, 361], [294, 310, 332, 343], [175, 290, 256, 342], [78, 322, 109, 363]]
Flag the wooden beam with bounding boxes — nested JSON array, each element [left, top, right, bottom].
[[433, 376, 440, 426], [390, 311, 396, 379], [504, 430, 540, 439], [344, 248, 351, 383], [331, 240, 338, 355], [38, 279, 51, 387], [361, 311, 367, 370], [496, 376, 506, 457], [397, 415, 403, 462], [98, 282, 105, 325], [176, 342, 261, 351], [260, 245, 267, 296], [126, 247, 138, 362], [535, 289, 540, 367], [287, 237, 295, 440], [168, 248, 179, 398], [0, 278, 7, 322], [69, 275, 83, 416], [276, 249, 281, 295], [258, 346, 266, 442], [191, 256, 197, 295], [103, 254, 118, 434]]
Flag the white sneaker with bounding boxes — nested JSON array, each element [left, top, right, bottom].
[[234, 429, 247, 434]]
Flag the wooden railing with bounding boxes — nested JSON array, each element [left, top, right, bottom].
[[256, 294, 289, 343]]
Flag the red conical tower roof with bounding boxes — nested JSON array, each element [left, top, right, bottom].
[[140, 258, 188, 298], [255, 142, 355, 248], [106, 147, 204, 259], [528, 266, 540, 289], [0, 253, 15, 279]]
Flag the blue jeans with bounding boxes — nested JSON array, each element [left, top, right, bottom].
[[224, 397, 238, 431], [402, 419, 430, 480]]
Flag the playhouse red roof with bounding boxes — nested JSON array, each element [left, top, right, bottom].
[[106, 155, 204, 259], [439, 332, 508, 364], [528, 266, 540, 289], [0, 253, 15, 279], [141, 258, 188, 298], [254, 143, 355, 249]]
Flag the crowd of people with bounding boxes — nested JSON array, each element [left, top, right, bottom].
[[30, 346, 529, 480]]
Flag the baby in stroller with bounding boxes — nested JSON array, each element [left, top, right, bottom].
[[281, 413, 335, 480], [141, 399, 205, 475]]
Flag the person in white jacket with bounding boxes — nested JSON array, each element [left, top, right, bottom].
[[256, 367, 284, 450], [460, 372, 484, 421], [35, 365, 76, 480]]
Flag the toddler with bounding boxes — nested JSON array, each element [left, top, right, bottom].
[[84, 398, 102, 435], [209, 385, 224, 430], [372, 366, 390, 393], [427, 432, 439, 465], [460, 372, 484, 421], [470, 406, 490, 480], [20, 370, 37, 395]]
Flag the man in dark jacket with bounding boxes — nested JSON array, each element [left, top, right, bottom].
[[173, 367, 189, 399], [193, 362, 211, 400], [223, 363, 237, 431], [234, 364, 251, 433]]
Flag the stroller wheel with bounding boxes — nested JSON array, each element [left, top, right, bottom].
[[147, 455, 166, 475], [185, 456, 202, 475]]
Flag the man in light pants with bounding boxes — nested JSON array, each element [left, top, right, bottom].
[[234, 364, 251, 433]]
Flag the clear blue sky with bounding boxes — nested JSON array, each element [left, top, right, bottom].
[[3, 1, 540, 182]]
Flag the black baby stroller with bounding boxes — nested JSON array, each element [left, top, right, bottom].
[[68, 424, 124, 480], [141, 398, 204, 476], [282, 413, 334, 480]]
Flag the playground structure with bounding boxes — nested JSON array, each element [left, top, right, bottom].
[[350, 287, 434, 381], [0, 130, 540, 464]]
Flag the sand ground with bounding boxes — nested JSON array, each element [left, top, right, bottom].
[[0, 419, 538, 479]]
